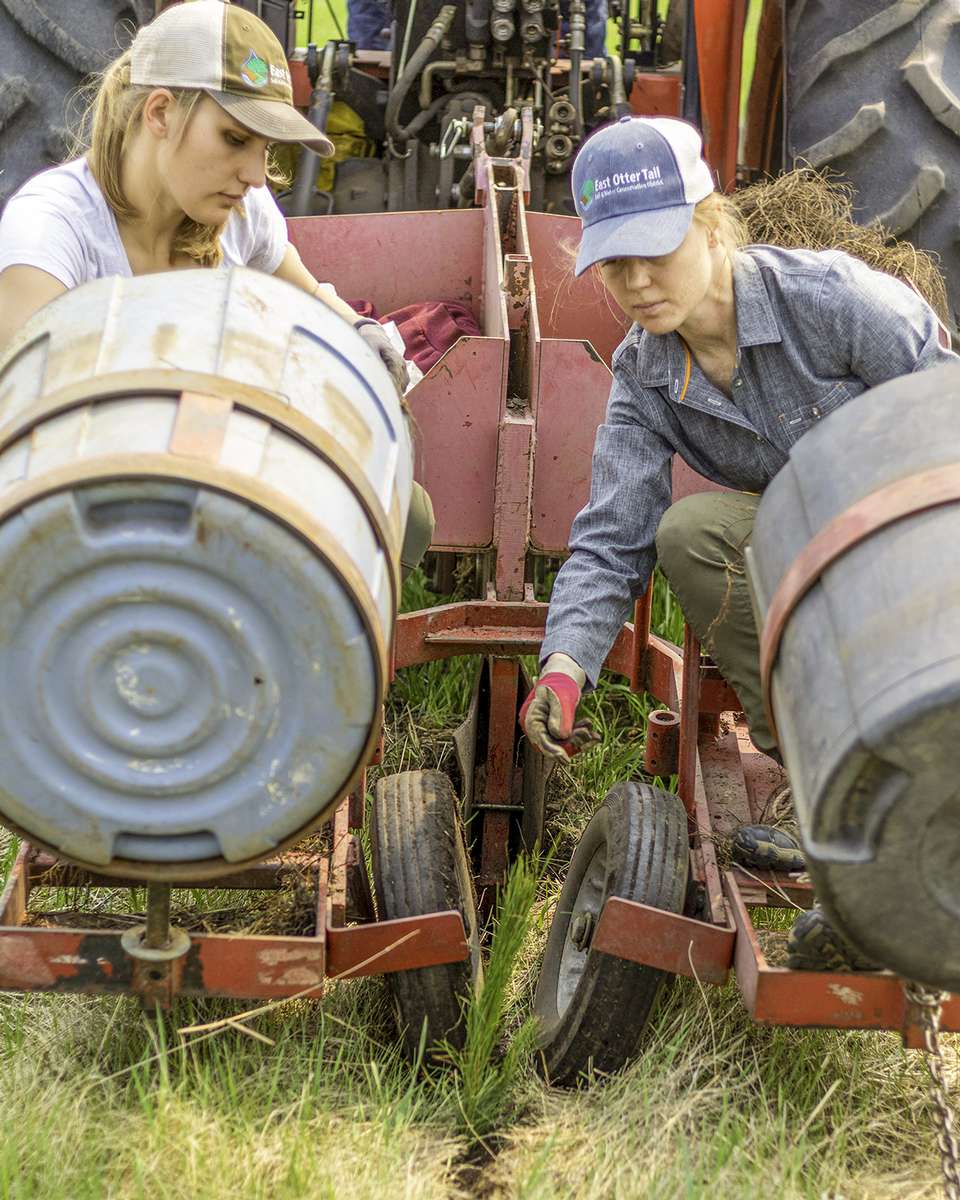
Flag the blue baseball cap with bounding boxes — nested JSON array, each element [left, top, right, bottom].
[[571, 116, 716, 276]]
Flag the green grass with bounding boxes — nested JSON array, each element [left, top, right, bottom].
[[0, 565, 950, 1197]]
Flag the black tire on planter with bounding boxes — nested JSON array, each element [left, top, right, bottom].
[[371, 769, 483, 1061], [785, 0, 960, 326], [534, 781, 689, 1087], [0, 1, 151, 207]]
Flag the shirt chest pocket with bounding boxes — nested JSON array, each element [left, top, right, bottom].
[[779, 382, 851, 441]]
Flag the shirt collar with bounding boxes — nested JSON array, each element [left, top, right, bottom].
[[733, 249, 782, 348], [627, 248, 783, 385]]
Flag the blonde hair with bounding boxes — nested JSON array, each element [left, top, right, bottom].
[[692, 190, 749, 256], [73, 50, 222, 267], [75, 49, 290, 270]]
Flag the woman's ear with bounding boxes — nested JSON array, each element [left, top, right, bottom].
[[142, 88, 178, 140]]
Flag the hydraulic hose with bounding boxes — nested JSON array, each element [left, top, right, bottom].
[[288, 42, 335, 217], [385, 5, 458, 146]]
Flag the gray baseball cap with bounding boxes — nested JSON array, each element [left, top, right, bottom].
[[572, 116, 715, 275]]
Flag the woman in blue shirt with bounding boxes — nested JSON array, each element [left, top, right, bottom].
[[519, 115, 956, 969]]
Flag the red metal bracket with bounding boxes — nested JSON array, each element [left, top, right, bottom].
[[724, 871, 960, 1042], [593, 896, 735, 985]]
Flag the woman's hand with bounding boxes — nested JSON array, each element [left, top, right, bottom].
[[354, 318, 409, 393], [519, 653, 599, 760]]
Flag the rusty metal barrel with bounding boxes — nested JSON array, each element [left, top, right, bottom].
[[0, 268, 412, 880], [746, 362, 960, 989]]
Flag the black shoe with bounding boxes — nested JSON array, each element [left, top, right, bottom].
[[786, 905, 883, 972], [731, 824, 806, 873]]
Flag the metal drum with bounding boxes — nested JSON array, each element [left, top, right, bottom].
[[746, 362, 960, 989], [0, 268, 412, 879]]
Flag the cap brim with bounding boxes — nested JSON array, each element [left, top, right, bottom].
[[574, 203, 695, 276], [208, 90, 335, 156]]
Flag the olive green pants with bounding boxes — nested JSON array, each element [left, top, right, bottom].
[[654, 490, 776, 755], [400, 481, 435, 581]]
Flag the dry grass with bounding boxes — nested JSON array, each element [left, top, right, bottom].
[[487, 983, 949, 1199], [733, 167, 951, 324], [0, 984, 467, 1200]]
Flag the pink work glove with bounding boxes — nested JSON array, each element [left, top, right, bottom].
[[519, 656, 600, 760]]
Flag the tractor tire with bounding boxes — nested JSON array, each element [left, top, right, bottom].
[[533, 780, 689, 1087], [785, 0, 960, 327], [0, 1, 151, 207], [370, 769, 483, 1061]]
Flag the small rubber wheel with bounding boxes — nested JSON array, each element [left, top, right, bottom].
[[534, 780, 690, 1086], [371, 769, 482, 1060]]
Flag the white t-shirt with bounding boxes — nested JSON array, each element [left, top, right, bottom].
[[0, 157, 289, 287]]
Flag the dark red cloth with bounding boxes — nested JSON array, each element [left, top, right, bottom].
[[382, 301, 481, 373], [347, 299, 482, 373]]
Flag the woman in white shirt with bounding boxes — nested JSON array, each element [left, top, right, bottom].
[[0, 0, 406, 392], [0, 0, 434, 572]]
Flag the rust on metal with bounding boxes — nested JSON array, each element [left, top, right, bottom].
[[503, 254, 532, 329], [395, 600, 546, 667], [630, 588, 652, 693], [0, 845, 28, 926], [492, 416, 535, 601], [329, 801, 351, 928], [724, 872, 960, 1035], [700, 727, 753, 840], [643, 709, 680, 777], [628, 71, 681, 119], [0, 911, 468, 1000], [325, 912, 468, 979], [693, 726, 727, 927], [760, 462, 960, 742], [593, 896, 735, 985], [729, 866, 814, 909], [677, 624, 702, 817], [345, 837, 375, 924], [478, 657, 522, 887]]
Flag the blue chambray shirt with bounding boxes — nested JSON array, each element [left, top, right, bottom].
[[540, 244, 959, 685]]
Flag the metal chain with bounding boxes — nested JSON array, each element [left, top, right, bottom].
[[905, 981, 960, 1200]]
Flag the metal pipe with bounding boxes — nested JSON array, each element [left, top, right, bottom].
[[386, 5, 458, 145], [397, 0, 419, 78], [288, 40, 336, 217], [145, 882, 172, 950], [607, 52, 631, 118], [643, 709, 681, 777], [419, 60, 456, 109], [568, 0, 585, 137]]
